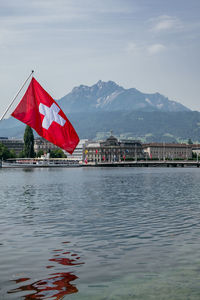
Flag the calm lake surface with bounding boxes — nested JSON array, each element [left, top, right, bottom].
[[1, 167, 200, 299]]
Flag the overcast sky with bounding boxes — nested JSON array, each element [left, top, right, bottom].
[[0, 0, 200, 117]]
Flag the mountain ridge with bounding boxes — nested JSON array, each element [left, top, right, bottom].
[[58, 80, 190, 113]]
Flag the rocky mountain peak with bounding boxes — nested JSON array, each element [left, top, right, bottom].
[[59, 80, 190, 113]]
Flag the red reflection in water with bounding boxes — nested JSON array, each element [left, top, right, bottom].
[[8, 272, 78, 299], [8, 246, 84, 299], [49, 257, 83, 266], [46, 266, 54, 269], [49, 249, 84, 267]]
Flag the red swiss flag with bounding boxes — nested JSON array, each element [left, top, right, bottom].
[[11, 77, 79, 154]]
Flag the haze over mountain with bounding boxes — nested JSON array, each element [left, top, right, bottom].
[[1, 80, 199, 143], [58, 80, 190, 113]]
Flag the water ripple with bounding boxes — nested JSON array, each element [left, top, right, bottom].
[[1, 168, 200, 299]]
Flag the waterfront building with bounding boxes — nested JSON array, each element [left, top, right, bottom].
[[34, 138, 89, 162], [83, 135, 144, 163], [34, 137, 58, 153], [143, 143, 192, 160], [0, 137, 24, 155], [67, 139, 88, 161], [191, 144, 200, 158]]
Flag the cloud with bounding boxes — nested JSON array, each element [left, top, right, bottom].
[[126, 41, 166, 57], [151, 15, 182, 33], [147, 44, 166, 55]]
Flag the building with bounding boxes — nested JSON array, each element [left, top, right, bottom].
[[83, 136, 144, 163], [34, 137, 58, 153], [67, 139, 88, 161], [0, 137, 24, 155], [191, 144, 200, 159], [142, 143, 192, 160]]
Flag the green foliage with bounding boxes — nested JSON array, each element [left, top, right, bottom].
[[0, 143, 16, 160], [24, 126, 35, 158], [18, 150, 25, 158], [36, 150, 44, 158], [50, 149, 67, 158], [9, 149, 17, 158]]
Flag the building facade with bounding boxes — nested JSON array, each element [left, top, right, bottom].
[[143, 143, 192, 160], [83, 136, 144, 163], [191, 144, 200, 159], [67, 139, 88, 161], [34, 138, 58, 153], [0, 138, 24, 155]]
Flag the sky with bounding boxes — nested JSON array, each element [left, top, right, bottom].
[[0, 0, 200, 117]]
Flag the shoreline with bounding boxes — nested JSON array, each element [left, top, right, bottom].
[[1, 160, 200, 168]]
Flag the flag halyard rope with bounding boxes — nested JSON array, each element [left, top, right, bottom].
[[0, 70, 34, 121]]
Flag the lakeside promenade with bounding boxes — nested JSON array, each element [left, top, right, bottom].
[[86, 160, 200, 168]]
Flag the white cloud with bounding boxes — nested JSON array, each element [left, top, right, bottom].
[[151, 15, 182, 33], [147, 44, 166, 55], [126, 42, 166, 56]]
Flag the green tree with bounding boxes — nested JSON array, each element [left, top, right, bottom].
[[24, 125, 35, 158], [0, 143, 14, 160], [0, 143, 9, 160], [18, 150, 25, 158], [188, 138, 193, 144], [9, 149, 16, 158], [36, 150, 44, 158], [50, 149, 67, 158]]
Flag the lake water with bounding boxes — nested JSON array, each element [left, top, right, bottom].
[[1, 167, 200, 299]]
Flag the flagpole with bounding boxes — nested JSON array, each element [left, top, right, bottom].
[[0, 70, 34, 121]]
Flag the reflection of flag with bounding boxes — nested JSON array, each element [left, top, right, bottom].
[[96, 149, 98, 154], [150, 153, 152, 159], [11, 77, 79, 154]]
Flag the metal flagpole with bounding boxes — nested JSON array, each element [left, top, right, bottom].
[[0, 70, 34, 121]]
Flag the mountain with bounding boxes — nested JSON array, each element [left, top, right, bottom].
[[0, 117, 26, 138], [58, 80, 190, 113], [0, 80, 197, 143], [70, 111, 200, 143]]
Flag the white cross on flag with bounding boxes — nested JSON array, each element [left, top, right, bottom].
[[11, 77, 79, 154], [39, 103, 66, 130]]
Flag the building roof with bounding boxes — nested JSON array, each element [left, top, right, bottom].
[[86, 143, 100, 148], [142, 143, 190, 148], [101, 135, 119, 146]]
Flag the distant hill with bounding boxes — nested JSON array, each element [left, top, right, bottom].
[[67, 111, 200, 143], [1, 111, 200, 143], [0, 117, 26, 138], [58, 80, 190, 113], [1, 80, 199, 143]]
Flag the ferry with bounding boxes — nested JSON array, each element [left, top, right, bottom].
[[2, 158, 81, 168]]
